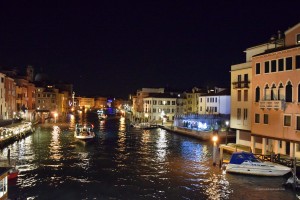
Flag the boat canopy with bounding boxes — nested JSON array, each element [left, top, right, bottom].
[[229, 152, 261, 164]]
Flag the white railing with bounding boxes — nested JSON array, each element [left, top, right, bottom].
[[259, 100, 285, 110]]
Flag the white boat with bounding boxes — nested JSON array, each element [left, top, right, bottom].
[[74, 123, 95, 141], [226, 152, 291, 176]]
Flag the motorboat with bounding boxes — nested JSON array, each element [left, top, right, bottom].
[[225, 152, 291, 176], [8, 167, 19, 180], [74, 123, 95, 141], [131, 122, 159, 129]]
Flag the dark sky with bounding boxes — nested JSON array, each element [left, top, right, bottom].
[[0, 1, 299, 98]]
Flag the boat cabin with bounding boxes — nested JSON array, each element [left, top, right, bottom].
[[229, 152, 261, 164], [0, 167, 10, 200]]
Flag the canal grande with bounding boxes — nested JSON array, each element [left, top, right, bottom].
[[4, 112, 298, 199]]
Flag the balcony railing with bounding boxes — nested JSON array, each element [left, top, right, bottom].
[[259, 100, 285, 110], [232, 81, 250, 89]]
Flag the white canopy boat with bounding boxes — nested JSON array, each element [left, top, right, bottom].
[[226, 152, 291, 176], [74, 123, 95, 141]]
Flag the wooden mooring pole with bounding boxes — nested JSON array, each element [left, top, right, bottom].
[[293, 157, 297, 191]]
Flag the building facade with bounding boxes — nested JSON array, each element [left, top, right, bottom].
[[230, 29, 284, 149], [4, 76, 16, 119], [132, 88, 164, 121], [0, 73, 6, 120], [251, 22, 300, 157], [198, 88, 230, 115], [143, 93, 177, 123]]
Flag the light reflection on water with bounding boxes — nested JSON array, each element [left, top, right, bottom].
[[4, 113, 298, 199]]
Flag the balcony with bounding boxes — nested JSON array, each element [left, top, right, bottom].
[[259, 100, 285, 110], [232, 81, 250, 89]]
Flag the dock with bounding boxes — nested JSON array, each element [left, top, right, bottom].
[[0, 121, 36, 148]]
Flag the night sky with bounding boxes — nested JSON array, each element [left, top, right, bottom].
[[0, 1, 299, 98]]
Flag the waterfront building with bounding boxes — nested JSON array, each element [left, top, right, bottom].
[[183, 87, 207, 114], [35, 84, 59, 121], [132, 88, 164, 121], [15, 78, 36, 121], [230, 29, 284, 149], [57, 91, 69, 117], [4, 76, 16, 119], [251, 22, 300, 157], [94, 97, 108, 109], [175, 93, 185, 115], [0, 73, 6, 120], [143, 93, 177, 123], [77, 97, 95, 110], [198, 87, 230, 115]]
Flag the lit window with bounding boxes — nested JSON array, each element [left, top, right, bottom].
[[297, 34, 300, 44]]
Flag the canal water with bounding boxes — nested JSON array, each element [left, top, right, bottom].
[[5, 112, 299, 199]]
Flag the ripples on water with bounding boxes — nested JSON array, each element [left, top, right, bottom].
[[4, 112, 299, 199]]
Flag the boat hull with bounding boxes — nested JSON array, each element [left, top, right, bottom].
[[226, 163, 291, 176], [8, 169, 19, 180]]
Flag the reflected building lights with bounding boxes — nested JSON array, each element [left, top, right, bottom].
[[156, 129, 167, 162], [49, 126, 62, 161]]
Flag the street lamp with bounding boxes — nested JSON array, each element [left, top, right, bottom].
[[145, 113, 149, 122], [212, 134, 218, 166], [161, 110, 165, 125], [54, 112, 58, 123], [225, 121, 229, 145]]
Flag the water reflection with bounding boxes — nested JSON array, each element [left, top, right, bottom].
[[7, 117, 298, 199], [49, 126, 62, 161], [156, 129, 167, 162]]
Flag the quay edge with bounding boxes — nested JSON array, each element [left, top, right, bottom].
[[0, 121, 37, 149]]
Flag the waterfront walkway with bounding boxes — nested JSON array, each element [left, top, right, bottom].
[[161, 122, 235, 141], [0, 120, 36, 148]]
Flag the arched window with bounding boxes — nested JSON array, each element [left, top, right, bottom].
[[271, 84, 276, 100], [285, 81, 293, 102], [255, 87, 260, 102], [264, 84, 270, 100], [278, 83, 284, 100]]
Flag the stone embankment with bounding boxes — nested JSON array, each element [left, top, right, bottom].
[[161, 124, 235, 141], [0, 121, 36, 148]]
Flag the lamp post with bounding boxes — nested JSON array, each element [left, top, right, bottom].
[[54, 112, 58, 123], [161, 110, 165, 125], [212, 134, 218, 166], [225, 121, 229, 145]]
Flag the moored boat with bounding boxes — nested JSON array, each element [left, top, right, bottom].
[[226, 152, 291, 176], [74, 123, 95, 141], [8, 167, 19, 180]]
